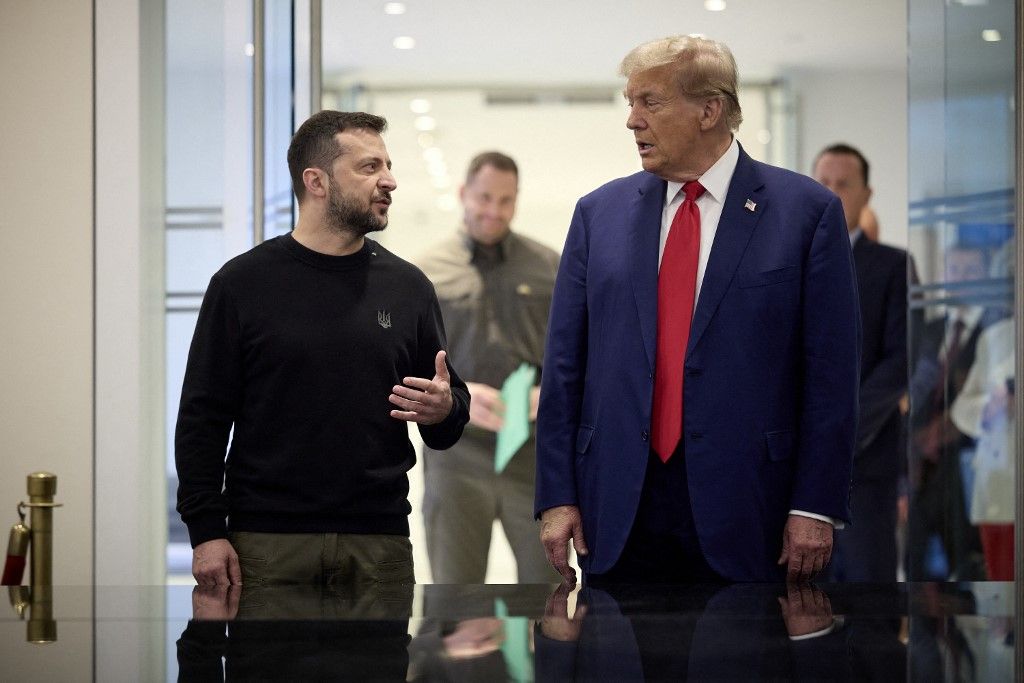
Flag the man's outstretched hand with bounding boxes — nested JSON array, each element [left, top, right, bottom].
[[390, 350, 454, 425]]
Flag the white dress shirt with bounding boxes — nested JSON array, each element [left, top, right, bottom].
[[659, 136, 838, 529], [848, 227, 863, 247]]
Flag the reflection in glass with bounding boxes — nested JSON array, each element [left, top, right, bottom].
[[535, 582, 905, 681], [93, 582, 1018, 681], [177, 585, 412, 681], [906, 0, 1017, 585]]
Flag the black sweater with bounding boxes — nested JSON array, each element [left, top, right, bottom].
[[175, 234, 469, 547]]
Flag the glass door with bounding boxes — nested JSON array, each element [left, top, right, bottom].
[[906, 0, 1018, 678]]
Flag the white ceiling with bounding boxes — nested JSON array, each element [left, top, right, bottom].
[[322, 0, 909, 86]]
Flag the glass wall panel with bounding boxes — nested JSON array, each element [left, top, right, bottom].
[[165, 0, 253, 574], [263, 0, 297, 240], [164, 0, 296, 575], [907, 0, 1017, 678]]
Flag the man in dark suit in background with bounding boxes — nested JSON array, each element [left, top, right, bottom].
[[535, 35, 860, 585], [814, 144, 908, 582]]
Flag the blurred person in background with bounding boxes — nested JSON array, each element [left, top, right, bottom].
[[417, 152, 561, 583]]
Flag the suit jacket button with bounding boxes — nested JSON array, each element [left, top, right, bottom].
[[641, 429, 649, 441]]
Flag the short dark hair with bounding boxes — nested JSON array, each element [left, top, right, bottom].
[[465, 151, 518, 184], [815, 143, 870, 186], [287, 111, 388, 201]]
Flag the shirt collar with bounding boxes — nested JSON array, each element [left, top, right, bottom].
[[461, 229, 510, 263], [664, 136, 740, 207], [849, 227, 863, 247]]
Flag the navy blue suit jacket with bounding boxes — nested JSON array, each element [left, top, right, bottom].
[[535, 146, 861, 580]]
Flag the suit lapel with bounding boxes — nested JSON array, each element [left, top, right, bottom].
[[629, 173, 667, 371], [687, 148, 766, 358]]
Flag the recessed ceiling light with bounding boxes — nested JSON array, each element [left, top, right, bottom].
[[981, 29, 1001, 42], [414, 115, 436, 131], [410, 98, 431, 114], [384, 2, 406, 15], [704, 0, 726, 11], [243, 42, 255, 57], [393, 36, 416, 50], [417, 133, 435, 148], [756, 129, 772, 145]]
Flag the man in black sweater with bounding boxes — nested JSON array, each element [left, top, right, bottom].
[[175, 111, 470, 587]]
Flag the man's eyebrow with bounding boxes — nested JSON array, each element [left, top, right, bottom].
[[623, 88, 658, 101], [356, 154, 391, 168]]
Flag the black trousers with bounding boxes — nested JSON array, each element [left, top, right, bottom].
[[587, 448, 725, 585], [827, 475, 898, 582]]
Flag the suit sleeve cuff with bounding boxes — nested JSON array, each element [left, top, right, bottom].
[[789, 509, 844, 530], [789, 616, 843, 641]]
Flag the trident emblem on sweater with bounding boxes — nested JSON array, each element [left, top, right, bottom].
[[377, 310, 392, 329]]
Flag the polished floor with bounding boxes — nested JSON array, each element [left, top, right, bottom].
[[2, 581, 1016, 681]]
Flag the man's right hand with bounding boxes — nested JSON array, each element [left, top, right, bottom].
[[540, 505, 588, 584], [192, 538, 242, 586], [466, 382, 505, 432]]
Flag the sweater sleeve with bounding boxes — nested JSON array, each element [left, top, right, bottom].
[[175, 273, 243, 547], [416, 288, 469, 450]]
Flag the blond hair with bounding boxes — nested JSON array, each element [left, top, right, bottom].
[[619, 35, 743, 131]]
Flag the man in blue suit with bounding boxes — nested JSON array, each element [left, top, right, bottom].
[[814, 144, 908, 582], [535, 35, 860, 584]]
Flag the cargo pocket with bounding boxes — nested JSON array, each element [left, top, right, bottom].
[[371, 536, 415, 585], [229, 531, 268, 586]]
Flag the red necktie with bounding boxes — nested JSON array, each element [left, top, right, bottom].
[[652, 181, 705, 462]]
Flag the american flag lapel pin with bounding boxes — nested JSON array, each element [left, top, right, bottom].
[[744, 199, 757, 212]]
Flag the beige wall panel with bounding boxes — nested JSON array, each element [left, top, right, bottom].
[[0, 2, 95, 585]]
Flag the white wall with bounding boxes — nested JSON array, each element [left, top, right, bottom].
[[788, 68, 910, 248]]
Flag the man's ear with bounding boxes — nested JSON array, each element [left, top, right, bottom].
[[303, 168, 328, 199], [699, 97, 725, 131]]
